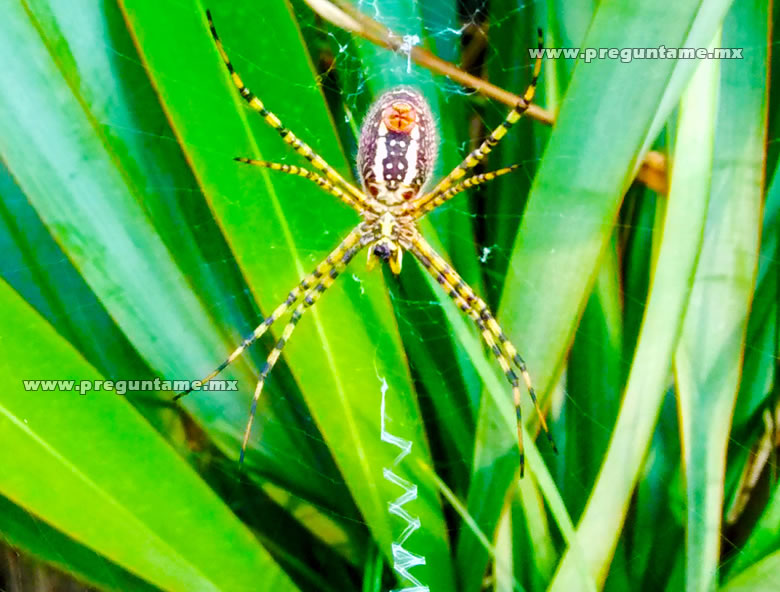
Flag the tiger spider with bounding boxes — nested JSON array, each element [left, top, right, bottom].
[[177, 10, 556, 475]]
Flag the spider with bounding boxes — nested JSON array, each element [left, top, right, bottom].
[[177, 10, 556, 475]]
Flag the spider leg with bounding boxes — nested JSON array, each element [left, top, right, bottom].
[[409, 234, 556, 475], [175, 226, 363, 400], [240, 242, 362, 463], [234, 158, 362, 213], [406, 29, 543, 215], [412, 165, 519, 219], [206, 10, 373, 210]]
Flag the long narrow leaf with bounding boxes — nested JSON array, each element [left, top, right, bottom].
[[676, 1, 767, 589]]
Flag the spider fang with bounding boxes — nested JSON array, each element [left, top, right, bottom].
[[372, 242, 393, 261], [367, 239, 403, 274]]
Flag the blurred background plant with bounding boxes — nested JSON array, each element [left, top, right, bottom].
[[0, 0, 776, 591]]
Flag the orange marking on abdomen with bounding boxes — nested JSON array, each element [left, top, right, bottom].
[[382, 101, 417, 132]]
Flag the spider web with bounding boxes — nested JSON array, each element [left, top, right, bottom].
[[0, 0, 776, 591]]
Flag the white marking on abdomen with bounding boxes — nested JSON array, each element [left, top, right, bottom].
[[402, 127, 420, 185], [372, 123, 389, 182]]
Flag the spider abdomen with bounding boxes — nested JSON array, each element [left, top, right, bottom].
[[357, 87, 437, 204]]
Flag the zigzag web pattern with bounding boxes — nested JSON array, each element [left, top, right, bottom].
[[380, 378, 430, 592]]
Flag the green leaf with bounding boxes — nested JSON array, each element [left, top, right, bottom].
[[725, 477, 780, 583], [0, 277, 297, 591], [675, 2, 767, 589], [0, 493, 157, 592], [547, 9, 731, 588], [720, 550, 780, 592], [459, 0, 735, 587], [562, 238, 623, 521]]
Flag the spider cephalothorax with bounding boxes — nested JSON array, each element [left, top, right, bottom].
[[189, 11, 554, 474], [361, 209, 416, 274]]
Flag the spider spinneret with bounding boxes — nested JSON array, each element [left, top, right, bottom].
[[178, 10, 556, 474]]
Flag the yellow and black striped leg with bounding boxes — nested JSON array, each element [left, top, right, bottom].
[[475, 316, 528, 477], [409, 234, 556, 475], [207, 10, 369, 209], [239, 241, 362, 463], [175, 227, 363, 400], [444, 275, 557, 452], [411, 165, 520, 219], [410, 240, 528, 473], [406, 29, 543, 214], [234, 158, 363, 213]]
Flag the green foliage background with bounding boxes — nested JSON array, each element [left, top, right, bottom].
[[0, 0, 776, 591]]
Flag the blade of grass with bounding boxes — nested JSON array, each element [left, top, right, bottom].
[[720, 550, 780, 592], [561, 237, 623, 521], [723, 178, 780, 580], [724, 477, 780, 581], [0, 493, 158, 592], [484, 0, 547, 308], [731, 146, 779, 429], [675, 2, 767, 589], [547, 14, 724, 590], [629, 391, 686, 588], [513, 472, 556, 591]]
